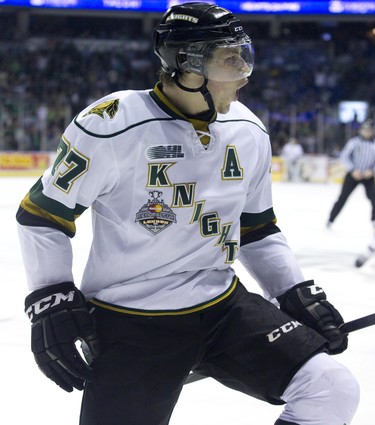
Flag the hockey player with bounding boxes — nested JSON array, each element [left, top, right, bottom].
[[17, 3, 359, 425], [281, 137, 304, 182]]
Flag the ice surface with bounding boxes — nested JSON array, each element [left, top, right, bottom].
[[1, 177, 374, 424]]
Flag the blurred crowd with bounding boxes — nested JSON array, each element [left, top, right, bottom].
[[1, 12, 375, 154]]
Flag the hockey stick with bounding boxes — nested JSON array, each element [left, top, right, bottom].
[[340, 312, 375, 334], [184, 313, 375, 385]]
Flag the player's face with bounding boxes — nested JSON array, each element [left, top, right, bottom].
[[360, 127, 374, 140], [205, 45, 250, 113], [205, 43, 253, 82]]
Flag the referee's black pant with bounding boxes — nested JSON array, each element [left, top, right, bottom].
[[329, 172, 375, 223]]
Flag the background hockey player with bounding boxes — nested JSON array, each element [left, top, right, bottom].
[[281, 137, 304, 182], [16, 3, 359, 425]]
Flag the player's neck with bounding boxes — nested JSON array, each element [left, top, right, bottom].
[[162, 76, 211, 117]]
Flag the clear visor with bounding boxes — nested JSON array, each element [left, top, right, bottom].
[[204, 41, 254, 82]]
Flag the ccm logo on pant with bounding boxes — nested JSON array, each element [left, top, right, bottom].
[[267, 320, 302, 342]]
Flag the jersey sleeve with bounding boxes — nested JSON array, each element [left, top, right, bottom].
[[17, 224, 74, 291], [240, 127, 278, 244], [238, 233, 305, 300], [16, 101, 121, 291], [238, 128, 305, 300]]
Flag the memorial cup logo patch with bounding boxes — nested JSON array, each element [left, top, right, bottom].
[[136, 191, 176, 235]]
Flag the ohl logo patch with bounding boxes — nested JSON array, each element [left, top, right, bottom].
[[135, 191, 176, 235]]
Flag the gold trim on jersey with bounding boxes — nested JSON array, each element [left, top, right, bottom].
[[20, 193, 76, 235], [153, 83, 186, 120], [153, 83, 215, 146], [89, 276, 238, 316], [240, 219, 277, 236]]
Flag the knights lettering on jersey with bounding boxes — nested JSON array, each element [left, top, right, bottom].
[[171, 184, 196, 207], [141, 153, 240, 262], [147, 163, 174, 187]]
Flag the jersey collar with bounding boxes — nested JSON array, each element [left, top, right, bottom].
[[150, 82, 216, 126]]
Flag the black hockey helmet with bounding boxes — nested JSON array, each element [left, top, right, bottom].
[[154, 2, 254, 81]]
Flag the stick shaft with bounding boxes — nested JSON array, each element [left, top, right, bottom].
[[340, 313, 375, 334]]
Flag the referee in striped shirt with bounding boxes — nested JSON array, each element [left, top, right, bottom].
[[327, 119, 375, 228]]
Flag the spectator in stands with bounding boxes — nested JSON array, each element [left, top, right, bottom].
[[1, 10, 375, 152]]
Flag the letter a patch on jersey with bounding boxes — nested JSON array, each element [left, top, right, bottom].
[[222, 145, 243, 180], [135, 191, 176, 235]]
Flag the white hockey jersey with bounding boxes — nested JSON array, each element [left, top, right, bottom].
[[17, 83, 304, 314]]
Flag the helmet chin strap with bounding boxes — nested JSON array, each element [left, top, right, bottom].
[[172, 73, 216, 112]]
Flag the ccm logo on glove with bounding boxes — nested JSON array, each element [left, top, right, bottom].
[[307, 284, 324, 296], [26, 290, 76, 321], [24, 282, 100, 392], [277, 280, 348, 354]]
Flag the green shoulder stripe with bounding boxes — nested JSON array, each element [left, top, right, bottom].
[[19, 177, 87, 236], [240, 222, 280, 246], [240, 208, 276, 227], [16, 206, 76, 238]]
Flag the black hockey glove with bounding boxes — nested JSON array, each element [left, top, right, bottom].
[[277, 280, 348, 355], [25, 282, 100, 392]]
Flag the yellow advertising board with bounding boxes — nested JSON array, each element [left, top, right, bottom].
[[271, 156, 285, 182], [0, 152, 52, 176]]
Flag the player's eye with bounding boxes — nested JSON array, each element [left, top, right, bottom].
[[224, 55, 241, 66]]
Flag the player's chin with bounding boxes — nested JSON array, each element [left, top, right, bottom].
[[215, 99, 232, 114], [219, 105, 231, 114], [237, 78, 249, 90]]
